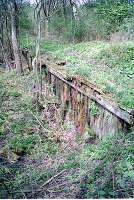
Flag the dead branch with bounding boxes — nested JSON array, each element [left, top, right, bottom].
[[39, 169, 67, 188]]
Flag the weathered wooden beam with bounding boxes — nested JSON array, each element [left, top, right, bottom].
[[47, 66, 133, 125], [74, 76, 104, 95]]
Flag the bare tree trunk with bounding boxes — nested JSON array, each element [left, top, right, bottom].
[[62, 0, 68, 26], [10, 0, 23, 74], [0, 40, 11, 70], [44, 19, 49, 38], [70, 0, 76, 43]]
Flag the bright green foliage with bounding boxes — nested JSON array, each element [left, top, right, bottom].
[[119, 16, 134, 35], [73, 132, 134, 198], [42, 40, 134, 110], [90, 102, 101, 117], [45, 0, 134, 41], [8, 134, 40, 154], [96, 0, 134, 37], [40, 40, 67, 54], [96, 42, 134, 109], [1, 0, 134, 198], [86, 132, 134, 198], [98, 43, 134, 75], [0, 70, 133, 198], [20, 5, 34, 31]]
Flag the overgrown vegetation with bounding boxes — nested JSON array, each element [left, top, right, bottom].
[[39, 40, 134, 110], [46, 0, 134, 42], [0, 0, 134, 198], [77, 132, 134, 198], [0, 69, 133, 199]]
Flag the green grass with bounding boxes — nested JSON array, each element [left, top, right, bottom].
[[0, 69, 133, 198], [0, 70, 62, 198], [2, 38, 133, 198], [40, 40, 134, 110], [70, 132, 134, 198], [8, 134, 40, 154], [0, 70, 61, 156]]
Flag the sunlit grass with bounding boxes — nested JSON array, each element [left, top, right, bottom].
[[40, 40, 134, 110]]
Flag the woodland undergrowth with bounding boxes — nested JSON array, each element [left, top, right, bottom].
[[0, 69, 133, 199]]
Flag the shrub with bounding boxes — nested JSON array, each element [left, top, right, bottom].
[[77, 132, 134, 198], [8, 134, 40, 154]]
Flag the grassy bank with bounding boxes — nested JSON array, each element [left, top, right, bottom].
[[39, 40, 134, 110], [0, 70, 133, 198]]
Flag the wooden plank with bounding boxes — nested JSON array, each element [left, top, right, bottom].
[[47, 66, 133, 125], [74, 75, 104, 95], [40, 58, 133, 125]]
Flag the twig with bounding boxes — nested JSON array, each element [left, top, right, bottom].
[[39, 169, 67, 189]]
